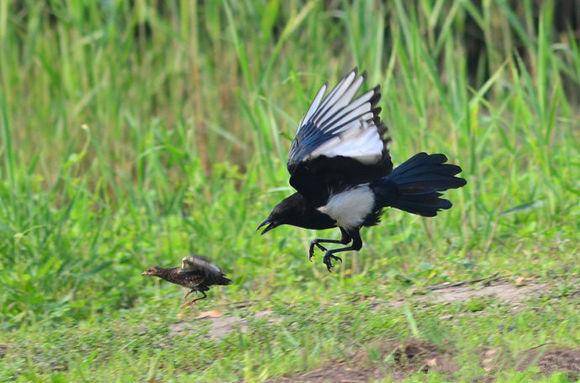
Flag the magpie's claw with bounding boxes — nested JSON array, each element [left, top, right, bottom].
[[308, 240, 327, 261], [324, 259, 333, 272], [322, 252, 342, 272], [308, 241, 316, 261]]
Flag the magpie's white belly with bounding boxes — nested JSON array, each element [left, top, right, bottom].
[[317, 184, 375, 229]]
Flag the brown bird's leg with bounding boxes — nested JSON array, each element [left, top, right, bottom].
[[308, 228, 352, 261], [180, 290, 195, 307], [183, 291, 207, 308], [191, 291, 207, 304]]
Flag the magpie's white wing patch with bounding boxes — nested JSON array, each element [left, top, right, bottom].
[[310, 120, 384, 164], [317, 184, 375, 229], [289, 68, 387, 166]]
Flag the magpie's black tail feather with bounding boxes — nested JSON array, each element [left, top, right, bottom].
[[374, 152, 466, 217]]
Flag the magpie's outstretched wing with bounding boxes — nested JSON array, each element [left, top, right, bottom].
[[287, 69, 392, 206]]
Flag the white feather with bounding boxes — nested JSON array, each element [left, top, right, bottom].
[[292, 70, 386, 166], [298, 83, 327, 131], [318, 185, 375, 229], [331, 108, 373, 133], [312, 71, 357, 124], [308, 119, 383, 164], [319, 89, 374, 130], [314, 76, 364, 126]]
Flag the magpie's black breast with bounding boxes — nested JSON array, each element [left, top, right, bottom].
[[288, 154, 392, 207]]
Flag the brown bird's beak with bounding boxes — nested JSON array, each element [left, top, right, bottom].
[[256, 218, 278, 235]]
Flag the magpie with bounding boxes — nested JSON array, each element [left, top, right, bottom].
[[257, 68, 466, 271], [142, 255, 231, 306]]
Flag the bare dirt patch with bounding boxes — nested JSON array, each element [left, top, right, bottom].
[[427, 280, 548, 304], [170, 309, 281, 340], [516, 346, 580, 380], [474, 344, 580, 382], [269, 339, 457, 383], [390, 340, 458, 378], [271, 362, 380, 383], [170, 315, 248, 340], [270, 342, 580, 383], [387, 277, 553, 309]]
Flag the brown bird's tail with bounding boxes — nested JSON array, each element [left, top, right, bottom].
[[216, 275, 232, 286]]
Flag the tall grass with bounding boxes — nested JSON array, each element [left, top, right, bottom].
[[0, 0, 578, 325]]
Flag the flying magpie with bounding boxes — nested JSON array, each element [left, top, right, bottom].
[[257, 68, 467, 271]]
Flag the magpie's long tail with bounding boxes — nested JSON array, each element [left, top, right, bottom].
[[372, 153, 466, 217]]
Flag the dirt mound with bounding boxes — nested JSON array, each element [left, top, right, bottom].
[[271, 342, 580, 382], [516, 346, 580, 380], [390, 340, 458, 378], [269, 339, 456, 382], [476, 345, 580, 382], [271, 362, 379, 383]]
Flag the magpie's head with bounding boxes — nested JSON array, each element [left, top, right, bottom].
[[257, 193, 307, 235]]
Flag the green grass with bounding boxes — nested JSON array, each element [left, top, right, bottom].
[[0, 0, 578, 381]]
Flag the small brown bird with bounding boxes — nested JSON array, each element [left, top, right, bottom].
[[142, 255, 231, 307]]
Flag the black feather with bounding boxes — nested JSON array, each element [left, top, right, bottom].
[[372, 153, 466, 217]]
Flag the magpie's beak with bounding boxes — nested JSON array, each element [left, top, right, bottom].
[[257, 218, 278, 235]]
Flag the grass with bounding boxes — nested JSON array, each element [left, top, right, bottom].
[[0, 0, 578, 381]]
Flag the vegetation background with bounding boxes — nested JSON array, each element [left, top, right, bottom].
[[0, 0, 578, 381]]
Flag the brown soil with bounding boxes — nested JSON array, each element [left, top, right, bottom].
[[170, 315, 249, 340], [271, 362, 380, 383], [270, 342, 580, 383], [474, 345, 580, 382], [387, 277, 551, 308], [269, 339, 457, 383], [516, 346, 580, 380]]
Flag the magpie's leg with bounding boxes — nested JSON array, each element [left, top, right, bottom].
[[309, 239, 337, 260], [308, 229, 352, 261], [323, 229, 362, 272]]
